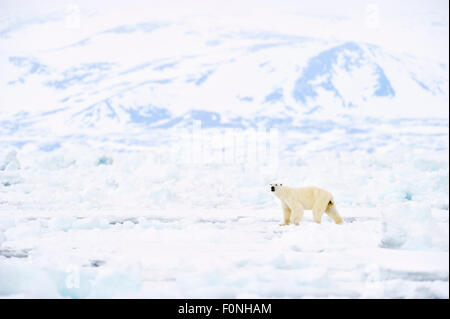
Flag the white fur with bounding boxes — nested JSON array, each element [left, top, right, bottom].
[[270, 184, 343, 226]]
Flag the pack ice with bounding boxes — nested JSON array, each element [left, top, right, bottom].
[[0, 0, 448, 298]]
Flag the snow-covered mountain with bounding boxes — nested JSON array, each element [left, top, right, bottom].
[[0, 3, 448, 135], [0, 0, 449, 299]]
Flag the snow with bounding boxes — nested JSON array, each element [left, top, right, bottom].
[[380, 203, 449, 251], [0, 132, 448, 298], [0, 0, 448, 298]]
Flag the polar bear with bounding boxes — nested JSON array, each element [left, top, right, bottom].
[[270, 183, 343, 226]]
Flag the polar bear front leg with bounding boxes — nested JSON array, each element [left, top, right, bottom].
[[290, 204, 304, 225], [280, 201, 291, 226], [312, 202, 325, 224]]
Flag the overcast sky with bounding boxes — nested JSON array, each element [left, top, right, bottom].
[[1, 0, 448, 60]]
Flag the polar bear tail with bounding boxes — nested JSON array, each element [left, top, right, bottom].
[[325, 201, 343, 225]]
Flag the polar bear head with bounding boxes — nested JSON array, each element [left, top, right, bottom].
[[269, 183, 283, 193]]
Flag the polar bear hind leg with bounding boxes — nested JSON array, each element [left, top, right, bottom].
[[325, 203, 343, 224]]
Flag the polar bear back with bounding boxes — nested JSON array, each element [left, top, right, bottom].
[[280, 186, 333, 210]]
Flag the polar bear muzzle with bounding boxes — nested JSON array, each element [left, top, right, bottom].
[[270, 183, 282, 192]]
